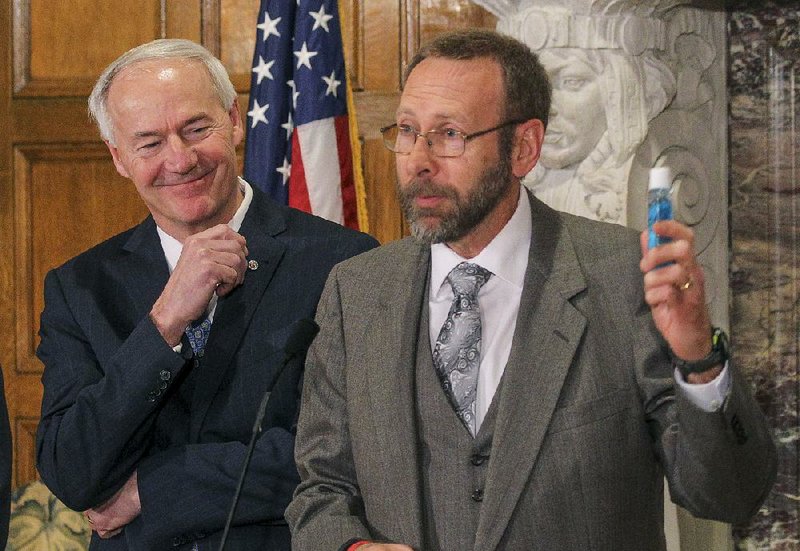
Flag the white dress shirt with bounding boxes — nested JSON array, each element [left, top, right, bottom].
[[156, 177, 252, 323], [156, 178, 253, 354], [428, 189, 729, 434]]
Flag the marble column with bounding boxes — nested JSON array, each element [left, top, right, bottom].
[[729, 2, 800, 549]]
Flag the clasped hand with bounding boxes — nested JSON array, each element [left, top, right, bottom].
[[85, 471, 140, 539], [150, 224, 248, 346]]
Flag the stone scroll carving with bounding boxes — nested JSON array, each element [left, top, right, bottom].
[[473, 0, 728, 326]]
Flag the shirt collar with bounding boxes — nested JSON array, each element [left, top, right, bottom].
[[430, 188, 531, 296], [157, 177, 253, 273]]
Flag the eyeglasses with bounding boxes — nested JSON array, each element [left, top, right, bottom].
[[379, 120, 525, 158]]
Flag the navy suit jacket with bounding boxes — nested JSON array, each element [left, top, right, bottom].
[[36, 187, 377, 550]]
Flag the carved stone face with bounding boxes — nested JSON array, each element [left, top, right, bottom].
[[538, 49, 607, 170]]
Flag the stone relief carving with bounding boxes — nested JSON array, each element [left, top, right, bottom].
[[472, 0, 728, 323], [470, 2, 730, 550]]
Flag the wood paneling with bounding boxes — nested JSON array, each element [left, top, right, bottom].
[[166, 0, 202, 41], [418, 0, 496, 45], [14, 419, 38, 488], [220, 0, 260, 91], [13, 145, 149, 374], [14, 0, 162, 96]]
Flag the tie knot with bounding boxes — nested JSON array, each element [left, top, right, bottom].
[[447, 262, 492, 298]]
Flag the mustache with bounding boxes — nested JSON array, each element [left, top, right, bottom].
[[400, 178, 458, 202]]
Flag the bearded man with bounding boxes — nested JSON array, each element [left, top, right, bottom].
[[286, 29, 775, 551]]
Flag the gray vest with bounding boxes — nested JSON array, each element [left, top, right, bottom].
[[415, 303, 501, 551]]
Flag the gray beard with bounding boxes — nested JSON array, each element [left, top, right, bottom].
[[398, 157, 513, 245]]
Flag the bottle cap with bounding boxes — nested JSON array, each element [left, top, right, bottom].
[[648, 167, 671, 190]]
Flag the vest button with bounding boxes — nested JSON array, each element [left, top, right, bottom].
[[471, 488, 484, 502], [471, 454, 486, 466]]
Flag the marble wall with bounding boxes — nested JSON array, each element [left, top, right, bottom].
[[728, 2, 800, 549]]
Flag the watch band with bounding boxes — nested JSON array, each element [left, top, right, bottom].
[[671, 327, 729, 377]]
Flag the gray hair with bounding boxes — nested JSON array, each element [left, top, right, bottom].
[[88, 38, 236, 144]]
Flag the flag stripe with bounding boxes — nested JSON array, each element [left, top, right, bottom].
[[334, 115, 359, 229], [244, 0, 361, 230], [296, 118, 344, 224], [288, 132, 312, 214]]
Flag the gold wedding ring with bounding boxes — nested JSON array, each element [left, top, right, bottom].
[[679, 278, 693, 291]]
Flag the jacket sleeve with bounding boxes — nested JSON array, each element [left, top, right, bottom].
[[130, 350, 304, 548], [36, 268, 187, 510], [627, 279, 777, 524], [286, 266, 374, 551]]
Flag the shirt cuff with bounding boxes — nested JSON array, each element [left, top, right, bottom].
[[674, 360, 731, 412], [340, 539, 371, 551]]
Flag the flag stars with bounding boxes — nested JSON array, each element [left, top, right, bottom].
[[281, 113, 294, 138], [247, 99, 269, 128], [276, 157, 292, 184], [322, 70, 342, 97], [257, 11, 281, 41], [294, 41, 319, 70], [252, 56, 275, 85], [309, 5, 334, 33], [287, 80, 300, 109]]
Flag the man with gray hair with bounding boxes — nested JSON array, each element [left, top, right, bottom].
[[35, 39, 376, 550]]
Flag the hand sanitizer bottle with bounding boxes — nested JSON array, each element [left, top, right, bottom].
[[647, 167, 673, 250]]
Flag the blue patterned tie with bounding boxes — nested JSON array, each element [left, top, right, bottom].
[[433, 262, 492, 436], [185, 317, 212, 358]]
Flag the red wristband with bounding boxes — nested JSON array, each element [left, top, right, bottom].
[[347, 541, 371, 551]]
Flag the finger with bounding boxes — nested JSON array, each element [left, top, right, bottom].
[[183, 249, 246, 290], [185, 225, 247, 251], [641, 238, 694, 274], [644, 283, 680, 307], [213, 263, 247, 297], [650, 220, 694, 243], [184, 241, 248, 265], [98, 528, 123, 539], [643, 259, 685, 288]]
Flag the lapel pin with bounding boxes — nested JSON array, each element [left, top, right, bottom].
[[248, 259, 259, 271]]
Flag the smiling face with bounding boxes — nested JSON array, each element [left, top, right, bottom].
[[395, 56, 530, 257], [104, 58, 244, 241], [539, 49, 607, 170]]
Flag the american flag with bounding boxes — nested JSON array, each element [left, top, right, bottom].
[[244, 0, 361, 229]]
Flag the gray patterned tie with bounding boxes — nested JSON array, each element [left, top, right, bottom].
[[433, 262, 492, 436]]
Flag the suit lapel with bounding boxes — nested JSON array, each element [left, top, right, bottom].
[[475, 193, 588, 551], [189, 193, 287, 439], [362, 239, 428, 547], [117, 217, 170, 324]]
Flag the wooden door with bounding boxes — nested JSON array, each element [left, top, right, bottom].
[[1, 0, 494, 490]]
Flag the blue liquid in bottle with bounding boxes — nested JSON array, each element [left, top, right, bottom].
[[647, 167, 673, 250]]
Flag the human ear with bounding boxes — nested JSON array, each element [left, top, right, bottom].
[[511, 119, 544, 179], [105, 141, 131, 179]]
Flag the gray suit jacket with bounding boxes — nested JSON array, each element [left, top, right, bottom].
[[288, 192, 776, 551]]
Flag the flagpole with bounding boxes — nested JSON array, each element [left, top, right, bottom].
[[337, 0, 370, 235]]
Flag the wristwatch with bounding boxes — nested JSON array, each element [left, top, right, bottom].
[[671, 327, 729, 378]]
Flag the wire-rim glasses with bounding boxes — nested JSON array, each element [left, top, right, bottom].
[[379, 119, 525, 158]]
